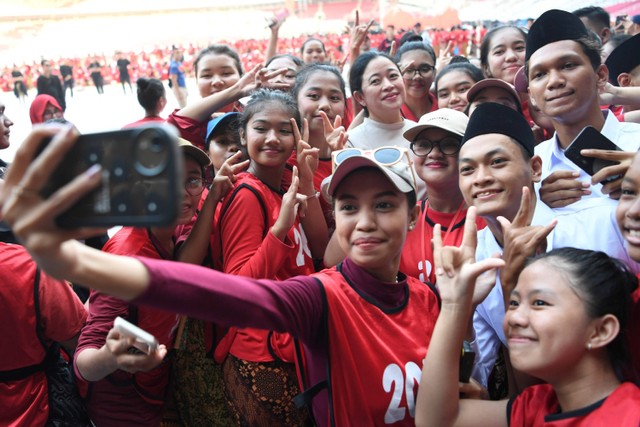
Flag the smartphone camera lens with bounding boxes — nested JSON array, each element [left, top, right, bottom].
[[134, 129, 169, 176]]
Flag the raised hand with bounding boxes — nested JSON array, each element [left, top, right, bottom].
[[0, 125, 106, 278], [271, 166, 312, 240], [291, 118, 319, 193], [346, 10, 374, 61], [388, 40, 398, 59], [433, 207, 504, 310], [320, 111, 348, 151], [210, 151, 250, 201], [496, 187, 556, 304], [237, 64, 290, 96]]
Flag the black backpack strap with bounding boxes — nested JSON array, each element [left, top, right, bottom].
[[292, 379, 328, 409], [0, 268, 49, 382], [219, 183, 269, 239]]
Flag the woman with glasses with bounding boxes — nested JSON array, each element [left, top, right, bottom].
[[71, 139, 215, 426], [1, 125, 442, 425], [399, 108, 485, 284], [394, 41, 439, 122]]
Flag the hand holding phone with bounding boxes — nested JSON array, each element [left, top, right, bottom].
[[39, 124, 183, 229], [113, 316, 159, 355], [564, 126, 622, 184]]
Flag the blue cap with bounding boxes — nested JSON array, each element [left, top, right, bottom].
[[205, 112, 241, 148]]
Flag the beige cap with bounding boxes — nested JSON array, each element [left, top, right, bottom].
[[403, 108, 469, 142]]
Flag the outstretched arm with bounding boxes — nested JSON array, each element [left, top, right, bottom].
[[0, 125, 150, 300]]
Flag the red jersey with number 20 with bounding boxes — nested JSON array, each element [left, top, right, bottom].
[[318, 267, 440, 426], [508, 382, 640, 426]]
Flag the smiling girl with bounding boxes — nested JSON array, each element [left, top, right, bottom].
[[214, 89, 327, 425], [395, 41, 439, 121], [415, 214, 640, 426], [289, 64, 347, 226], [480, 26, 527, 85], [435, 62, 484, 113], [1, 126, 443, 426], [167, 44, 288, 150]]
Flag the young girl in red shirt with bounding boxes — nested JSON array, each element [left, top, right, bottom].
[[215, 89, 328, 425]]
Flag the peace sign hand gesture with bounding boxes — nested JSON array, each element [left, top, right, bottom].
[[320, 111, 348, 152], [291, 118, 319, 195]]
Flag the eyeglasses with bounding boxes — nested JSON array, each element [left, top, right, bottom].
[[410, 136, 461, 157], [402, 64, 435, 79], [332, 146, 417, 188], [184, 177, 205, 196]]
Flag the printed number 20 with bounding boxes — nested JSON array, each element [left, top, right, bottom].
[[383, 362, 421, 424]]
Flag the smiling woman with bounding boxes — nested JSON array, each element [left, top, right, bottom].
[[0, 124, 440, 426]]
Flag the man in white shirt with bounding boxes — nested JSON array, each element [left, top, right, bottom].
[[458, 102, 638, 388], [525, 10, 640, 209]]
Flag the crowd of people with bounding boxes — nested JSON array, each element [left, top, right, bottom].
[[1, 4, 640, 427]]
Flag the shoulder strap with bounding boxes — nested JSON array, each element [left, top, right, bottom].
[[291, 277, 330, 425], [219, 182, 269, 239], [0, 269, 52, 382]]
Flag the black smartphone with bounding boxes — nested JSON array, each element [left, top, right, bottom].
[[564, 126, 622, 184], [39, 124, 183, 228], [459, 341, 475, 383]]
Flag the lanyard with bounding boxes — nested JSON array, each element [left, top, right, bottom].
[[419, 200, 465, 282]]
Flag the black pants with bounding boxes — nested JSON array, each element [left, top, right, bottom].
[[63, 79, 74, 97], [91, 73, 104, 94]]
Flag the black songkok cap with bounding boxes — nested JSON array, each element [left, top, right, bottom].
[[605, 33, 640, 86], [526, 9, 589, 61], [462, 103, 535, 157]]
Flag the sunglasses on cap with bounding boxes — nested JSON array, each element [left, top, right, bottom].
[[331, 146, 417, 188]]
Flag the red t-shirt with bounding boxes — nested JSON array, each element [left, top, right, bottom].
[[74, 227, 179, 426], [508, 382, 640, 426], [401, 92, 439, 122], [217, 172, 315, 362], [319, 267, 440, 426], [0, 243, 86, 427], [166, 103, 243, 151], [400, 203, 486, 284]]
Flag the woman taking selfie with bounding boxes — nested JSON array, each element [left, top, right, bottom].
[[0, 126, 440, 426]]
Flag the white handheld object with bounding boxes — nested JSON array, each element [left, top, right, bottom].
[[113, 316, 159, 354]]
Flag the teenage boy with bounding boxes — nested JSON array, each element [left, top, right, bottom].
[[525, 10, 640, 209], [458, 103, 638, 388]]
